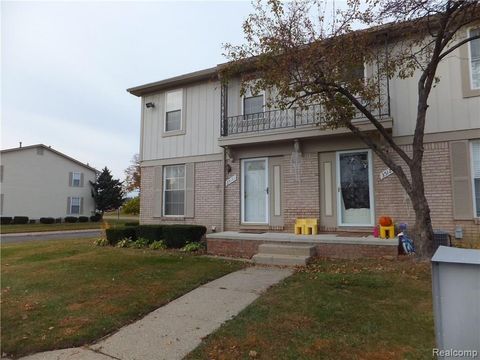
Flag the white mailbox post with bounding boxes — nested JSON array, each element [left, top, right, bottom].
[[431, 246, 480, 359]]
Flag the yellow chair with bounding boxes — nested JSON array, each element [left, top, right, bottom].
[[294, 218, 318, 235], [294, 219, 306, 235], [380, 225, 395, 239], [304, 219, 319, 235]]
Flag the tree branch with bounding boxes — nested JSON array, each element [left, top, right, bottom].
[[438, 34, 480, 61], [335, 86, 413, 167], [344, 121, 413, 195]]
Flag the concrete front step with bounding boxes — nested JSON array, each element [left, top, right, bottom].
[[252, 253, 312, 266], [258, 243, 316, 257]]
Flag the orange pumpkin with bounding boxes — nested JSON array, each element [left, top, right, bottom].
[[379, 216, 393, 226]]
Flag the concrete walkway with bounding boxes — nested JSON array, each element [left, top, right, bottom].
[[19, 266, 292, 360]]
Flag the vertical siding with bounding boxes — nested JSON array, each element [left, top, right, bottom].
[[227, 78, 241, 117], [141, 81, 222, 161], [389, 39, 480, 136], [1, 148, 96, 218], [141, 31, 480, 163]]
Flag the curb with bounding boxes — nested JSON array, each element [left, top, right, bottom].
[[1, 229, 103, 237]]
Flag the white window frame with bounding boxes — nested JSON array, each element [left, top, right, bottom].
[[241, 157, 269, 225], [70, 196, 81, 215], [241, 90, 265, 116], [468, 27, 480, 90], [164, 89, 183, 133], [163, 164, 186, 217], [471, 140, 480, 218], [336, 149, 375, 227], [71, 172, 81, 187]]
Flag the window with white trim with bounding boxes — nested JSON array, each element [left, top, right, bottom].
[[70, 197, 81, 215], [472, 140, 480, 217], [72, 172, 81, 187], [243, 94, 264, 116], [165, 90, 182, 132], [163, 164, 185, 216], [469, 28, 480, 90]]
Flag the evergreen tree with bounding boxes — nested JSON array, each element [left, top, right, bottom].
[[90, 167, 125, 214]]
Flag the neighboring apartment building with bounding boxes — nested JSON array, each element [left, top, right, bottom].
[[128, 24, 480, 242], [0, 144, 97, 219]]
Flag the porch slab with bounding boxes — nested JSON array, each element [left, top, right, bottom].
[[207, 231, 397, 246], [207, 231, 398, 260]]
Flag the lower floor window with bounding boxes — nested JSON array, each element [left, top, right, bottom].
[[163, 164, 185, 216], [70, 197, 81, 214], [472, 140, 480, 217]]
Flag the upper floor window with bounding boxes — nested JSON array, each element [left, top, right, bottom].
[[165, 89, 183, 132], [243, 94, 264, 116], [71, 172, 82, 187], [163, 164, 185, 216], [469, 28, 480, 90]]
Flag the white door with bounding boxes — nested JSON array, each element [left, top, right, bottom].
[[242, 158, 268, 224], [336, 150, 374, 226]]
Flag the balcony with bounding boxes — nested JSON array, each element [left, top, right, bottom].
[[219, 99, 392, 147]]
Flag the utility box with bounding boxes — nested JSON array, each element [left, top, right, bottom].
[[431, 246, 480, 359], [433, 230, 451, 252]]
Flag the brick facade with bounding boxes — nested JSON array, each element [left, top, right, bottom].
[[224, 160, 241, 231], [140, 160, 223, 232], [140, 140, 479, 247], [207, 238, 398, 259], [374, 141, 479, 242], [282, 153, 320, 231]]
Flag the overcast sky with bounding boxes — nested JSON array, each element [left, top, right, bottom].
[[1, 0, 258, 180]]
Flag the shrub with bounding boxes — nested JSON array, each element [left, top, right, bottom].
[[64, 216, 78, 223], [90, 213, 102, 222], [131, 237, 149, 249], [39, 217, 55, 224], [0, 217, 12, 225], [125, 221, 140, 227], [116, 237, 134, 248], [78, 216, 89, 223], [123, 197, 140, 215], [149, 240, 167, 250], [105, 227, 137, 245], [93, 237, 109, 246], [29, 219, 36, 224], [55, 218, 62, 223], [182, 242, 204, 252], [12, 216, 29, 224], [163, 225, 207, 248], [135, 225, 164, 243]]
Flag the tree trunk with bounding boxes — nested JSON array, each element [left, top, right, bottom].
[[409, 163, 435, 258], [411, 193, 435, 258]]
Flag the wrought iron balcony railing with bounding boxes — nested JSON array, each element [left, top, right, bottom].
[[220, 101, 390, 137]]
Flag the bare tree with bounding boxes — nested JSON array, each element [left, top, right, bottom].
[[221, 0, 480, 257]]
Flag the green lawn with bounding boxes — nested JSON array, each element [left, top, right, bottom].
[[1, 238, 244, 358], [187, 258, 434, 360], [0, 219, 135, 234]]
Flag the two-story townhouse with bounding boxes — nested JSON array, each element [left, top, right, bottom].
[[128, 23, 480, 258], [0, 144, 97, 219]]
